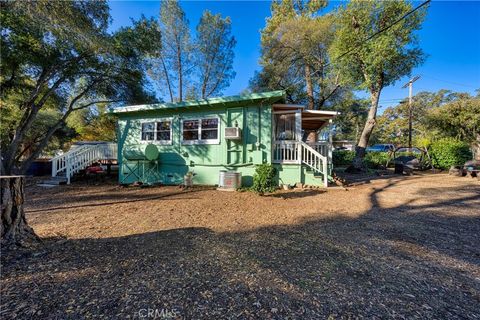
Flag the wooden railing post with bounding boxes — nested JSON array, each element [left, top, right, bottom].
[[297, 141, 302, 164], [52, 159, 57, 177], [66, 155, 71, 184], [323, 158, 328, 187]]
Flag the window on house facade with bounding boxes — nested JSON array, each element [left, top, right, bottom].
[[141, 120, 172, 143], [182, 117, 219, 144], [182, 119, 199, 141], [141, 122, 155, 141], [156, 120, 171, 141], [274, 113, 296, 140]]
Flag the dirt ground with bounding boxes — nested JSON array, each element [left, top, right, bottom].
[[1, 173, 479, 319]]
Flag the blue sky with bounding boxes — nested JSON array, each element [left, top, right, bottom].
[[109, 1, 480, 109]]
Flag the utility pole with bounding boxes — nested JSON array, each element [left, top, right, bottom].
[[402, 75, 420, 148]]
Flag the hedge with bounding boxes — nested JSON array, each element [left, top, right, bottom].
[[429, 138, 472, 169], [365, 152, 391, 169], [332, 150, 391, 169], [332, 150, 356, 166]]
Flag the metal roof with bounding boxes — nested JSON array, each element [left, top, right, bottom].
[[110, 90, 286, 114]]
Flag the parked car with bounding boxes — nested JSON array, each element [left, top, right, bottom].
[[366, 144, 395, 152], [393, 147, 430, 173]]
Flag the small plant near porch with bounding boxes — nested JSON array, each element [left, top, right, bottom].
[[251, 163, 277, 195]]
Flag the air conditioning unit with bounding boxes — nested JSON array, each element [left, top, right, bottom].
[[225, 127, 241, 140]]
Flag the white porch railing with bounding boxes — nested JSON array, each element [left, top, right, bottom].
[[308, 141, 329, 157], [272, 141, 301, 164], [51, 143, 117, 184], [272, 140, 329, 187]]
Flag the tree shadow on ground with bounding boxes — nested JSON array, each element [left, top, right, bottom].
[[2, 179, 479, 319], [267, 189, 326, 199], [25, 189, 204, 213]]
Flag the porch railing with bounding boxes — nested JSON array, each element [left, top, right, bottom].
[[272, 141, 331, 164], [272, 141, 301, 164], [272, 140, 329, 187]]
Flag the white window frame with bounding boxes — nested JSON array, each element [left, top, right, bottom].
[[139, 118, 173, 145], [181, 116, 220, 145]]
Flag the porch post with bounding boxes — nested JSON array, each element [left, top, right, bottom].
[[295, 110, 302, 164], [328, 119, 333, 169]]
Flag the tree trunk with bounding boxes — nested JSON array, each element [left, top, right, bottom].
[[1, 176, 38, 247], [347, 89, 381, 172], [304, 64, 314, 110], [161, 56, 174, 103], [473, 133, 480, 161], [177, 42, 183, 102]]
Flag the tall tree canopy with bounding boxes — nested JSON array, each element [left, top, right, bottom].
[[195, 11, 236, 99], [151, 0, 236, 102], [251, 0, 344, 109], [156, 0, 192, 102], [0, 0, 160, 175], [330, 0, 427, 170]]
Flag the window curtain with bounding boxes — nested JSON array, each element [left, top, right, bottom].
[[274, 113, 296, 140]]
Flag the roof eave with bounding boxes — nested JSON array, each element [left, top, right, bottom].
[[110, 90, 285, 115]]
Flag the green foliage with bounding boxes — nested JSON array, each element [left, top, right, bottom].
[[251, 164, 277, 195], [371, 90, 461, 146], [365, 152, 391, 169], [151, 1, 236, 102], [329, 0, 427, 169], [332, 92, 369, 141], [0, 85, 74, 157], [330, 0, 427, 91], [1, 0, 160, 173], [430, 138, 472, 169], [252, 0, 343, 109], [332, 150, 356, 166], [70, 105, 117, 142], [195, 10, 236, 99], [333, 150, 391, 168], [156, 0, 192, 102], [427, 96, 480, 144]]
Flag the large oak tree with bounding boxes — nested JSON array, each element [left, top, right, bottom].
[[330, 0, 427, 171], [0, 0, 160, 245]]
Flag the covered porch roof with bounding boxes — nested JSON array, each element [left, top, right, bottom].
[[272, 104, 339, 131]]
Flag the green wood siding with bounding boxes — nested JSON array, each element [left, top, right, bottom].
[[117, 104, 273, 186]]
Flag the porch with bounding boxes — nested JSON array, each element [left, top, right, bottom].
[[271, 104, 338, 187]]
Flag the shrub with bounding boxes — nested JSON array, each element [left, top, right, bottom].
[[332, 150, 355, 166], [333, 150, 391, 169], [365, 152, 392, 169], [251, 163, 277, 195], [429, 138, 472, 169]]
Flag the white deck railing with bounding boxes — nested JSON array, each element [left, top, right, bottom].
[[272, 140, 329, 187], [51, 143, 117, 184]]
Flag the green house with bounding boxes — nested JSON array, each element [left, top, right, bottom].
[[111, 90, 337, 188]]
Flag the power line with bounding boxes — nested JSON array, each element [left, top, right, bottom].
[[421, 75, 479, 89], [292, 0, 431, 86], [330, 0, 431, 67]]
